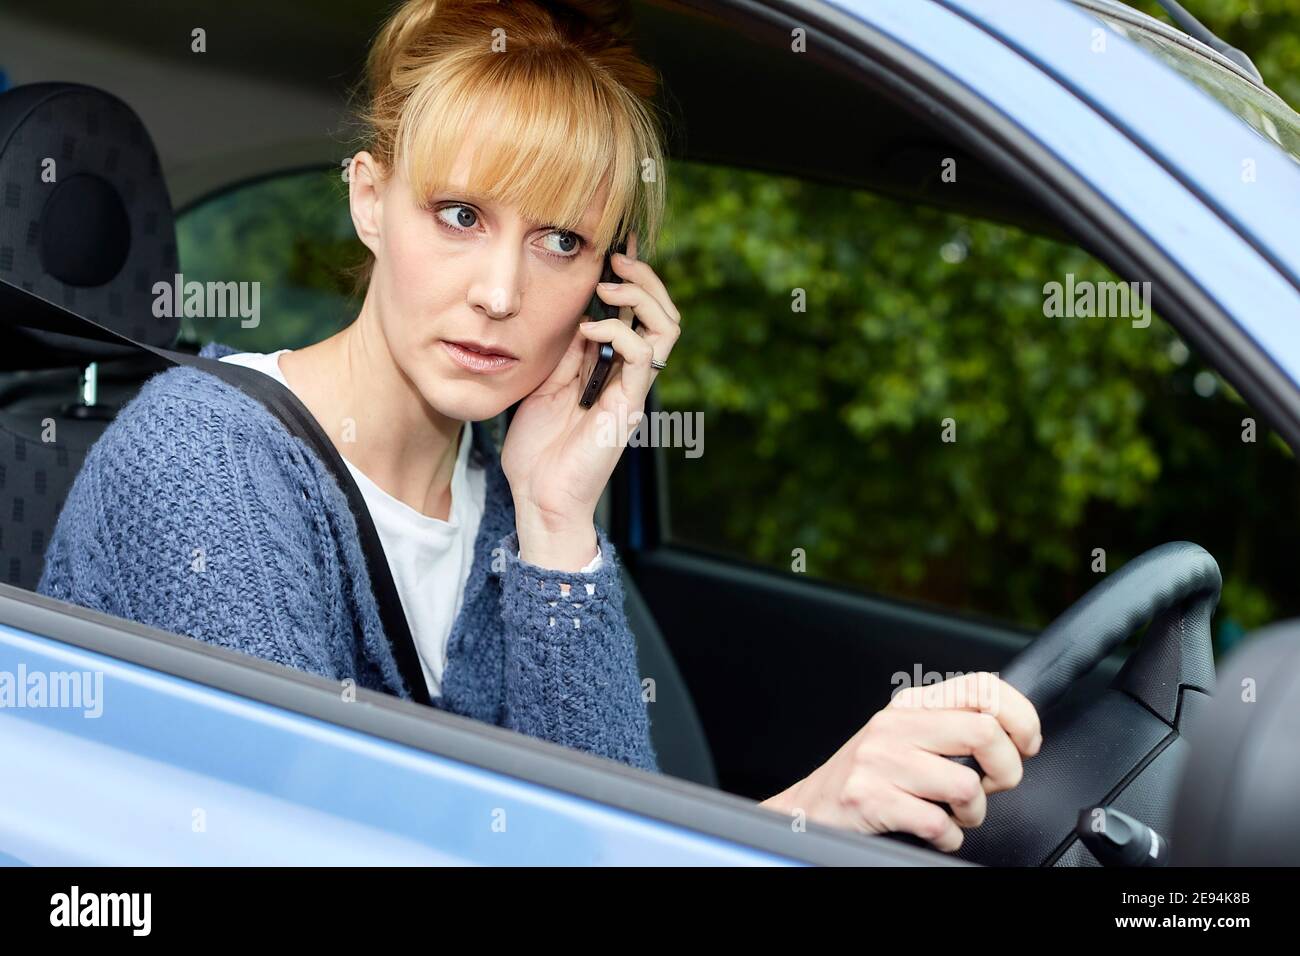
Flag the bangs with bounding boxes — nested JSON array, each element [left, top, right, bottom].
[[395, 48, 661, 255]]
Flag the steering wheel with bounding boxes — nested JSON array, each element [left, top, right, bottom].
[[890, 541, 1221, 866]]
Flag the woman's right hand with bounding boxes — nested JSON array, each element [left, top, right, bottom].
[[760, 672, 1042, 852]]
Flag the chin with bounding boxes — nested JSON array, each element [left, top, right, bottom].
[[420, 376, 530, 424]]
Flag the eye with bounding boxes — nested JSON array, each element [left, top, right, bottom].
[[435, 204, 479, 231], [540, 230, 582, 257]]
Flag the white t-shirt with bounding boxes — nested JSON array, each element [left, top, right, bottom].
[[219, 349, 602, 699]]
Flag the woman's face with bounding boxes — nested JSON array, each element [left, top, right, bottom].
[[349, 141, 609, 422]]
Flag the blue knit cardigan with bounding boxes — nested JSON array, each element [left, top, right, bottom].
[[37, 341, 659, 773]]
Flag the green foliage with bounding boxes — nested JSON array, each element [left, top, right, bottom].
[[176, 171, 361, 352], [655, 162, 1300, 642]]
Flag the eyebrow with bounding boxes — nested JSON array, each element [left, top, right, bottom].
[[437, 187, 495, 207]]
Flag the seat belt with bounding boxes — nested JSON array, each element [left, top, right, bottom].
[[0, 278, 433, 706]]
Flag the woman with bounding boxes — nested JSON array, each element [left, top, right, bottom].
[[38, 0, 1039, 851]]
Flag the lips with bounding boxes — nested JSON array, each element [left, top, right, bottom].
[[441, 339, 519, 374]]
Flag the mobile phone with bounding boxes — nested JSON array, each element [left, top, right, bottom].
[[578, 239, 635, 408]]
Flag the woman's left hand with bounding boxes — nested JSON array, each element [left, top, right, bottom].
[[500, 232, 682, 570]]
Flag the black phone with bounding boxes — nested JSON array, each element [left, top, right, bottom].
[[578, 239, 635, 408]]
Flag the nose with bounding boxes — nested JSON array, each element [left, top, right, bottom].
[[467, 243, 523, 321]]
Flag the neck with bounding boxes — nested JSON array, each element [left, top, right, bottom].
[[280, 295, 464, 521]]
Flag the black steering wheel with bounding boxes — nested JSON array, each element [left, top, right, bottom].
[[890, 541, 1221, 866]]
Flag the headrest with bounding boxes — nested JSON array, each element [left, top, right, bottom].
[[0, 82, 179, 369], [1171, 620, 1300, 864]]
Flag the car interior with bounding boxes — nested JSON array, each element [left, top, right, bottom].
[[2, 0, 1297, 866]]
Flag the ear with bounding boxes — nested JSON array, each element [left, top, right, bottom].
[[348, 151, 386, 257]]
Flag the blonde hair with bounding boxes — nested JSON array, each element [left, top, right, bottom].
[[348, 0, 666, 293]]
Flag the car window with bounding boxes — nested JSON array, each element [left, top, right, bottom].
[[174, 167, 360, 352], [654, 160, 1300, 656]]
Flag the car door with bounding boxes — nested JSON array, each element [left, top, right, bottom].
[[5, 581, 932, 865]]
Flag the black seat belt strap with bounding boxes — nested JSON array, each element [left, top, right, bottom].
[[0, 278, 433, 706]]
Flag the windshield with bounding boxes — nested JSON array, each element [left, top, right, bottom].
[[1098, 12, 1300, 163]]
